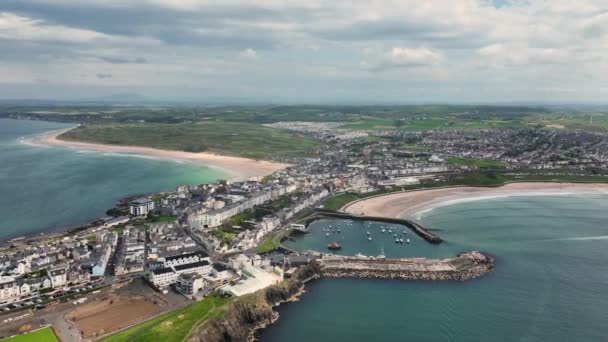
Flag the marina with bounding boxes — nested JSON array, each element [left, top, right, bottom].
[[284, 218, 450, 259]]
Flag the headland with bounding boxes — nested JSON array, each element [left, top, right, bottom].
[[26, 128, 290, 181]]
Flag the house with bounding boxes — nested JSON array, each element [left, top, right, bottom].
[[0, 276, 20, 304], [175, 273, 205, 298], [129, 198, 155, 216], [48, 266, 68, 289]]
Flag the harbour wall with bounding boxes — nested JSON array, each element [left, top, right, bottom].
[[319, 251, 494, 281]]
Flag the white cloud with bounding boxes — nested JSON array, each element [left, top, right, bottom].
[[1, 1, 608, 102], [386, 47, 441, 67], [0, 12, 109, 43], [239, 48, 258, 59]]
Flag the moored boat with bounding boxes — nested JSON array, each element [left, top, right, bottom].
[[328, 242, 341, 250]]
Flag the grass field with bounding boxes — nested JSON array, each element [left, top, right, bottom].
[[255, 228, 296, 253], [2, 327, 58, 342], [59, 122, 320, 159], [321, 193, 361, 211], [448, 157, 507, 168], [99, 296, 230, 342]]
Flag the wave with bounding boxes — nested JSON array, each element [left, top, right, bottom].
[[540, 235, 608, 242], [411, 191, 608, 220]]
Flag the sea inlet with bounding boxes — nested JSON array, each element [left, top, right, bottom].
[[0, 118, 224, 241], [261, 195, 608, 341]]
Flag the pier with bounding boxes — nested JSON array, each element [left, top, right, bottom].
[[303, 209, 443, 244], [318, 251, 494, 281]]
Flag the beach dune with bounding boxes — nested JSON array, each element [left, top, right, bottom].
[[342, 183, 608, 219], [28, 128, 290, 181]]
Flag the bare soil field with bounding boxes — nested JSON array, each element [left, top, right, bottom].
[[65, 294, 162, 338]]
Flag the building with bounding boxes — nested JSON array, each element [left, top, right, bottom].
[[129, 198, 155, 216], [0, 276, 20, 304], [163, 251, 207, 268], [148, 259, 212, 288], [48, 266, 68, 289], [219, 265, 282, 297], [175, 273, 205, 298]]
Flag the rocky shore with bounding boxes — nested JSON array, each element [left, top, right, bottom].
[[187, 252, 493, 342], [319, 251, 495, 282], [187, 262, 322, 342]]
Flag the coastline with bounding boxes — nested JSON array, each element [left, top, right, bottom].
[[342, 182, 608, 220], [25, 128, 290, 181]]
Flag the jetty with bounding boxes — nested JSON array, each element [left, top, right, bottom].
[[303, 209, 443, 244], [318, 251, 494, 281]]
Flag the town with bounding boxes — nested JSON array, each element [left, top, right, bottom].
[[1, 119, 608, 340]]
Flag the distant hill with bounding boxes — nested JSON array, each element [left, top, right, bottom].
[[97, 93, 148, 103]]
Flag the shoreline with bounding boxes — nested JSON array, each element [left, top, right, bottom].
[[24, 128, 290, 181], [342, 182, 608, 220]]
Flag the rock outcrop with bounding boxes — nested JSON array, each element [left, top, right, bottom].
[[188, 262, 321, 342]]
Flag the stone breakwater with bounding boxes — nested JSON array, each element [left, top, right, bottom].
[[319, 251, 495, 281]]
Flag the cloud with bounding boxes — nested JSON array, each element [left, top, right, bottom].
[[97, 56, 148, 64], [0, 1, 607, 102], [0, 11, 109, 43], [239, 48, 257, 59], [367, 47, 442, 71], [96, 72, 112, 79]]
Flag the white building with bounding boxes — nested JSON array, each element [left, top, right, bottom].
[[163, 251, 207, 268], [48, 266, 68, 289], [129, 198, 155, 216], [148, 259, 212, 288], [175, 273, 206, 298]]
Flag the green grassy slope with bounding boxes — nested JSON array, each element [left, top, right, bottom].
[[59, 122, 320, 159], [2, 327, 58, 342]]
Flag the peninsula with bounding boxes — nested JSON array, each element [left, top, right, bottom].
[[29, 128, 290, 181]]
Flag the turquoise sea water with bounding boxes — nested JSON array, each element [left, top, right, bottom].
[[261, 195, 608, 341], [0, 118, 224, 240]]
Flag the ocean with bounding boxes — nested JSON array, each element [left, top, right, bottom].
[[261, 195, 608, 341], [0, 118, 224, 241]]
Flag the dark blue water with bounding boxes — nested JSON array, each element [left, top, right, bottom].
[[260, 195, 608, 341]]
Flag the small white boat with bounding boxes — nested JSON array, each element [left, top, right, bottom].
[[381, 229, 386, 233], [368, 236, 372, 241], [406, 238, 411, 244], [366, 231, 370, 235], [325, 233, 330, 236], [395, 239, 399, 243], [399, 238, 404, 243]]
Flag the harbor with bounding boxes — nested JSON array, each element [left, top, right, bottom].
[[318, 251, 495, 281], [284, 217, 451, 259]]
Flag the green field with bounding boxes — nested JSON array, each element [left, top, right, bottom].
[[321, 193, 361, 211], [99, 296, 230, 342], [59, 122, 320, 159], [255, 229, 293, 253], [448, 157, 507, 168], [2, 327, 58, 342]]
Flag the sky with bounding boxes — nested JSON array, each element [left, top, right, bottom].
[[0, 0, 607, 103]]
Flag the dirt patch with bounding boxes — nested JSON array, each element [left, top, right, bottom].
[[545, 124, 565, 129], [66, 294, 162, 338], [17, 324, 32, 332]]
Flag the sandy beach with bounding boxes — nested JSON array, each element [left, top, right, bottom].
[[26, 128, 290, 181], [342, 183, 608, 219]]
